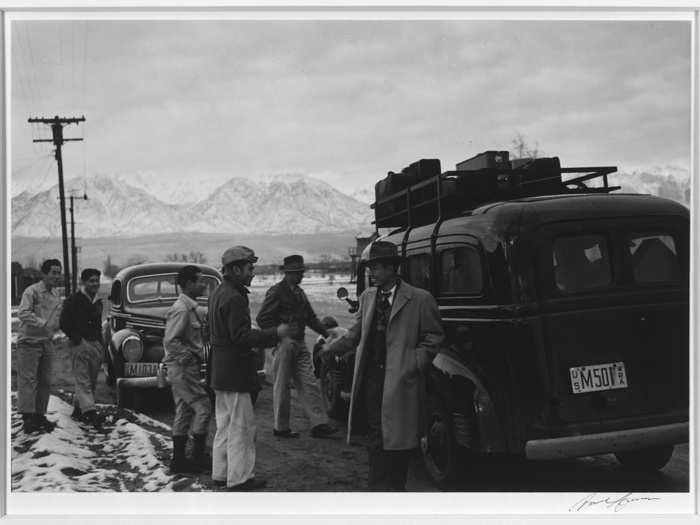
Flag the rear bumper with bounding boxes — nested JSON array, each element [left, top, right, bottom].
[[525, 422, 688, 460]]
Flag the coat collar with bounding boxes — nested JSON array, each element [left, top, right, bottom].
[[389, 279, 412, 323]]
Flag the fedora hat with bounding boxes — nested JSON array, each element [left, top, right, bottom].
[[365, 241, 403, 264], [280, 254, 306, 273]]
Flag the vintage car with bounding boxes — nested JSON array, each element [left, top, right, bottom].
[[334, 151, 689, 486], [102, 262, 222, 408]]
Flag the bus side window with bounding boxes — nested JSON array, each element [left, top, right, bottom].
[[406, 254, 432, 290]]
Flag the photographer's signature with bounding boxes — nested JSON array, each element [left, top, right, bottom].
[[569, 492, 661, 513]]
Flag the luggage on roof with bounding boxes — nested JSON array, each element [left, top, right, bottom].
[[371, 151, 618, 229]]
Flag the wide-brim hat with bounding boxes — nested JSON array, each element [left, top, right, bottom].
[[280, 254, 307, 272], [365, 241, 403, 264]]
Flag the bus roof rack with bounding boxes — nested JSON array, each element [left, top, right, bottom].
[[371, 154, 619, 229]]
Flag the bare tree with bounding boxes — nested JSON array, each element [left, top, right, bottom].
[[510, 133, 542, 160]]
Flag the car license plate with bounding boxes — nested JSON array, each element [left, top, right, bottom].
[[124, 362, 160, 377], [569, 362, 628, 394]]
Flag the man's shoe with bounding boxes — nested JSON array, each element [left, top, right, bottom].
[[21, 414, 42, 434], [225, 478, 267, 491], [213, 479, 226, 487], [191, 452, 212, 473], [81, 410, 106, 431], [273, 428, 300, 438], [71, 407, 83, 421], [34, 414, 56, 432], [311, 423, 338, 438]]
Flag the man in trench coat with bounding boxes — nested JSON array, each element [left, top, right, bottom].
[[328, 241, 444, 491]]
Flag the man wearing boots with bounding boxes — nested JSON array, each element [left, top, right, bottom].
[[256, 255, 337, 439], [328, 241, 444, 491], [59, 268, 106, 431], [163, 265, 212, 475], [16, 258, 63, 434], [208, 246, 291, 491]]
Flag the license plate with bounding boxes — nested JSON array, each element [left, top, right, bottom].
[[569, 362, 628, 394], [124, 362, 160, 377]]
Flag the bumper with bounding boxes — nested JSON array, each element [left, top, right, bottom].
[[116, 376, 167, 389], [525, 422, 688, 460], [115, 369, 267, 389]]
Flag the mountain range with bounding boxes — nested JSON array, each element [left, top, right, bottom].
[[11, 174, 373, 237], [10, 166, 689, 238]]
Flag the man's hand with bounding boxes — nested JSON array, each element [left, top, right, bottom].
[[277, 323, 292, 339]]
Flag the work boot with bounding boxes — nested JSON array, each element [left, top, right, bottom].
[[21, 413, 41, 434], [169, 435, 201, 475], [71, 406, 83, 421], [191, 433, 212, 473], [81, 410, 105, 431], [34, 414, 57, 432]]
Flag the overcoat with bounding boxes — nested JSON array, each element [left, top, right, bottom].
[[332, 280, 444, 450], [208, 277, 278, 392]]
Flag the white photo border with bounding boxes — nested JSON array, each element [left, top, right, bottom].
[[1, 2, 698, 524]]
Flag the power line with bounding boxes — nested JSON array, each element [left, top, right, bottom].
[[27, 115, 86, 297]]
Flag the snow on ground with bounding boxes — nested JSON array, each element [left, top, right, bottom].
[[10, 394, 206, 492]]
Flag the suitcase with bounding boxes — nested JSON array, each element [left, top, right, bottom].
[[401, 159, 441, 185], [511, 157, 563, 195], [457, 151, 510, 171]]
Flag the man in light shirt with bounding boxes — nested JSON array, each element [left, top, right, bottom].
[[17, 258, 63, 434], [163, 265, 212, 474]]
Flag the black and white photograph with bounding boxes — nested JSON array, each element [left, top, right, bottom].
[[3, 4, 697, 519]]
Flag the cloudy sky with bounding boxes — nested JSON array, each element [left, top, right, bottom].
[[11, 17, 692, 197]]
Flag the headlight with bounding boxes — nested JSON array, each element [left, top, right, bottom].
[[121, 335, 144, 362]]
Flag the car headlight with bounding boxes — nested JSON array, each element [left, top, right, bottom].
[[121, 335, 144, 362]]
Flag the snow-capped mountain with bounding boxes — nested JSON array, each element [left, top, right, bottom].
[[350, 186, 374, 204], [11, 174, 372, 237]]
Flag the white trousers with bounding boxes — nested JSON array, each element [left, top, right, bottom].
[[212, 390, 256, 487]]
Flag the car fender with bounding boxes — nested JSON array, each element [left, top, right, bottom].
[[431, 351, 506, 453]]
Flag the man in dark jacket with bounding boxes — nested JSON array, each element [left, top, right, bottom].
[[208, 246, 291, 491], [59, 268, 105, 430], [256, 255, 337, 439]]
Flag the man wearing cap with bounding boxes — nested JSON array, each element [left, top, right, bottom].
[[328, 241, 444, 491], [17, 258, 63, 434], [256, 255, 337, 439], [208, 246, 291, 491]]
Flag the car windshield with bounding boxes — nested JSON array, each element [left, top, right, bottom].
[[127, 274, 219, 304]]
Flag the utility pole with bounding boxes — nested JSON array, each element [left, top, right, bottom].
[[28, 115, 85, 297], [68, 193, 88, 293]]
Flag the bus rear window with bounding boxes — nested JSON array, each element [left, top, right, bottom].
[[552, 234, 612, 294], [628, 233, 680, 284]]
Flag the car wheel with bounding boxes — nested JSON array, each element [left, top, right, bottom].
[[421, 394, 459, 487], [614, 445, 674, 472], [320, 358, 348, 421]]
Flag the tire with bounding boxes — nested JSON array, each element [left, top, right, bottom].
[[421, 394, 459, 487], [320, 359, 349, 421], [615, 445, 674, 472]]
